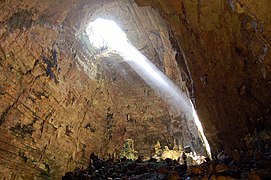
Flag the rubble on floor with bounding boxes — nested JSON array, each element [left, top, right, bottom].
[[62, 152, 271, 180]]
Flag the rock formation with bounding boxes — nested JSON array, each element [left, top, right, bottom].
[[0, 0, 270, 178], [135, 0, 271, 156]]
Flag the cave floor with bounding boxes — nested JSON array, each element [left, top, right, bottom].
[[63, 153, 271, 180]]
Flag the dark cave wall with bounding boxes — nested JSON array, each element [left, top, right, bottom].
[[135, 0, 271, 156]]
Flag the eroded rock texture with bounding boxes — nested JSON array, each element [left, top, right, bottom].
[[135, 0, 271, 155], [1, 0, 271, 178], [0, 0, 204, 178]]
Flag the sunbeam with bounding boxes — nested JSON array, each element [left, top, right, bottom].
[[86, 18, 211, 157]]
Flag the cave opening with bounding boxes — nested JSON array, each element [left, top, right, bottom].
[[1, 0, 270, 178], [86, 18, 211, 159]]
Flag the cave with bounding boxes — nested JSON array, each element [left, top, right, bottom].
[[0, 0, 271, 179]]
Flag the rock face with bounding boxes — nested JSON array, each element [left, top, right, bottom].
[[1, 0, 270, 178], [0, 0, 205, 178], [135, 0, 271, 155]]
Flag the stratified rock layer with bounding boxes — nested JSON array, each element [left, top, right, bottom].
[[1, 0, 271, 178], [0, 0, 203, 178]]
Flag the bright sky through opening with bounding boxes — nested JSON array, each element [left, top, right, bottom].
[[86, 18, 211, 157], [86, 18, 128, 51]]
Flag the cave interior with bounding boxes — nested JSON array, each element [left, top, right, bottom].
[[0, 0, 271, 179]]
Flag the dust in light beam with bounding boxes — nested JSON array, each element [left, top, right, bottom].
[[86, 18, 211, 157]]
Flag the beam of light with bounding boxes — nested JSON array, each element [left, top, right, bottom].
[[86, 18, 211, 157], [190, 100, 212, 158]]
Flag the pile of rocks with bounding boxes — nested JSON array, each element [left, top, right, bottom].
[[63, 152, 271, 179], [63, 152, 187, 180]]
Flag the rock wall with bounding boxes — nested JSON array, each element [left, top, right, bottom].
[[0, 0, 204, 178], [3, 0, 270, 178], [135, 0, 271, 156]]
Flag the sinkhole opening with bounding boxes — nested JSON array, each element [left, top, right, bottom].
[[86, 18, 211, 158], [86, 18, 129, 51]]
